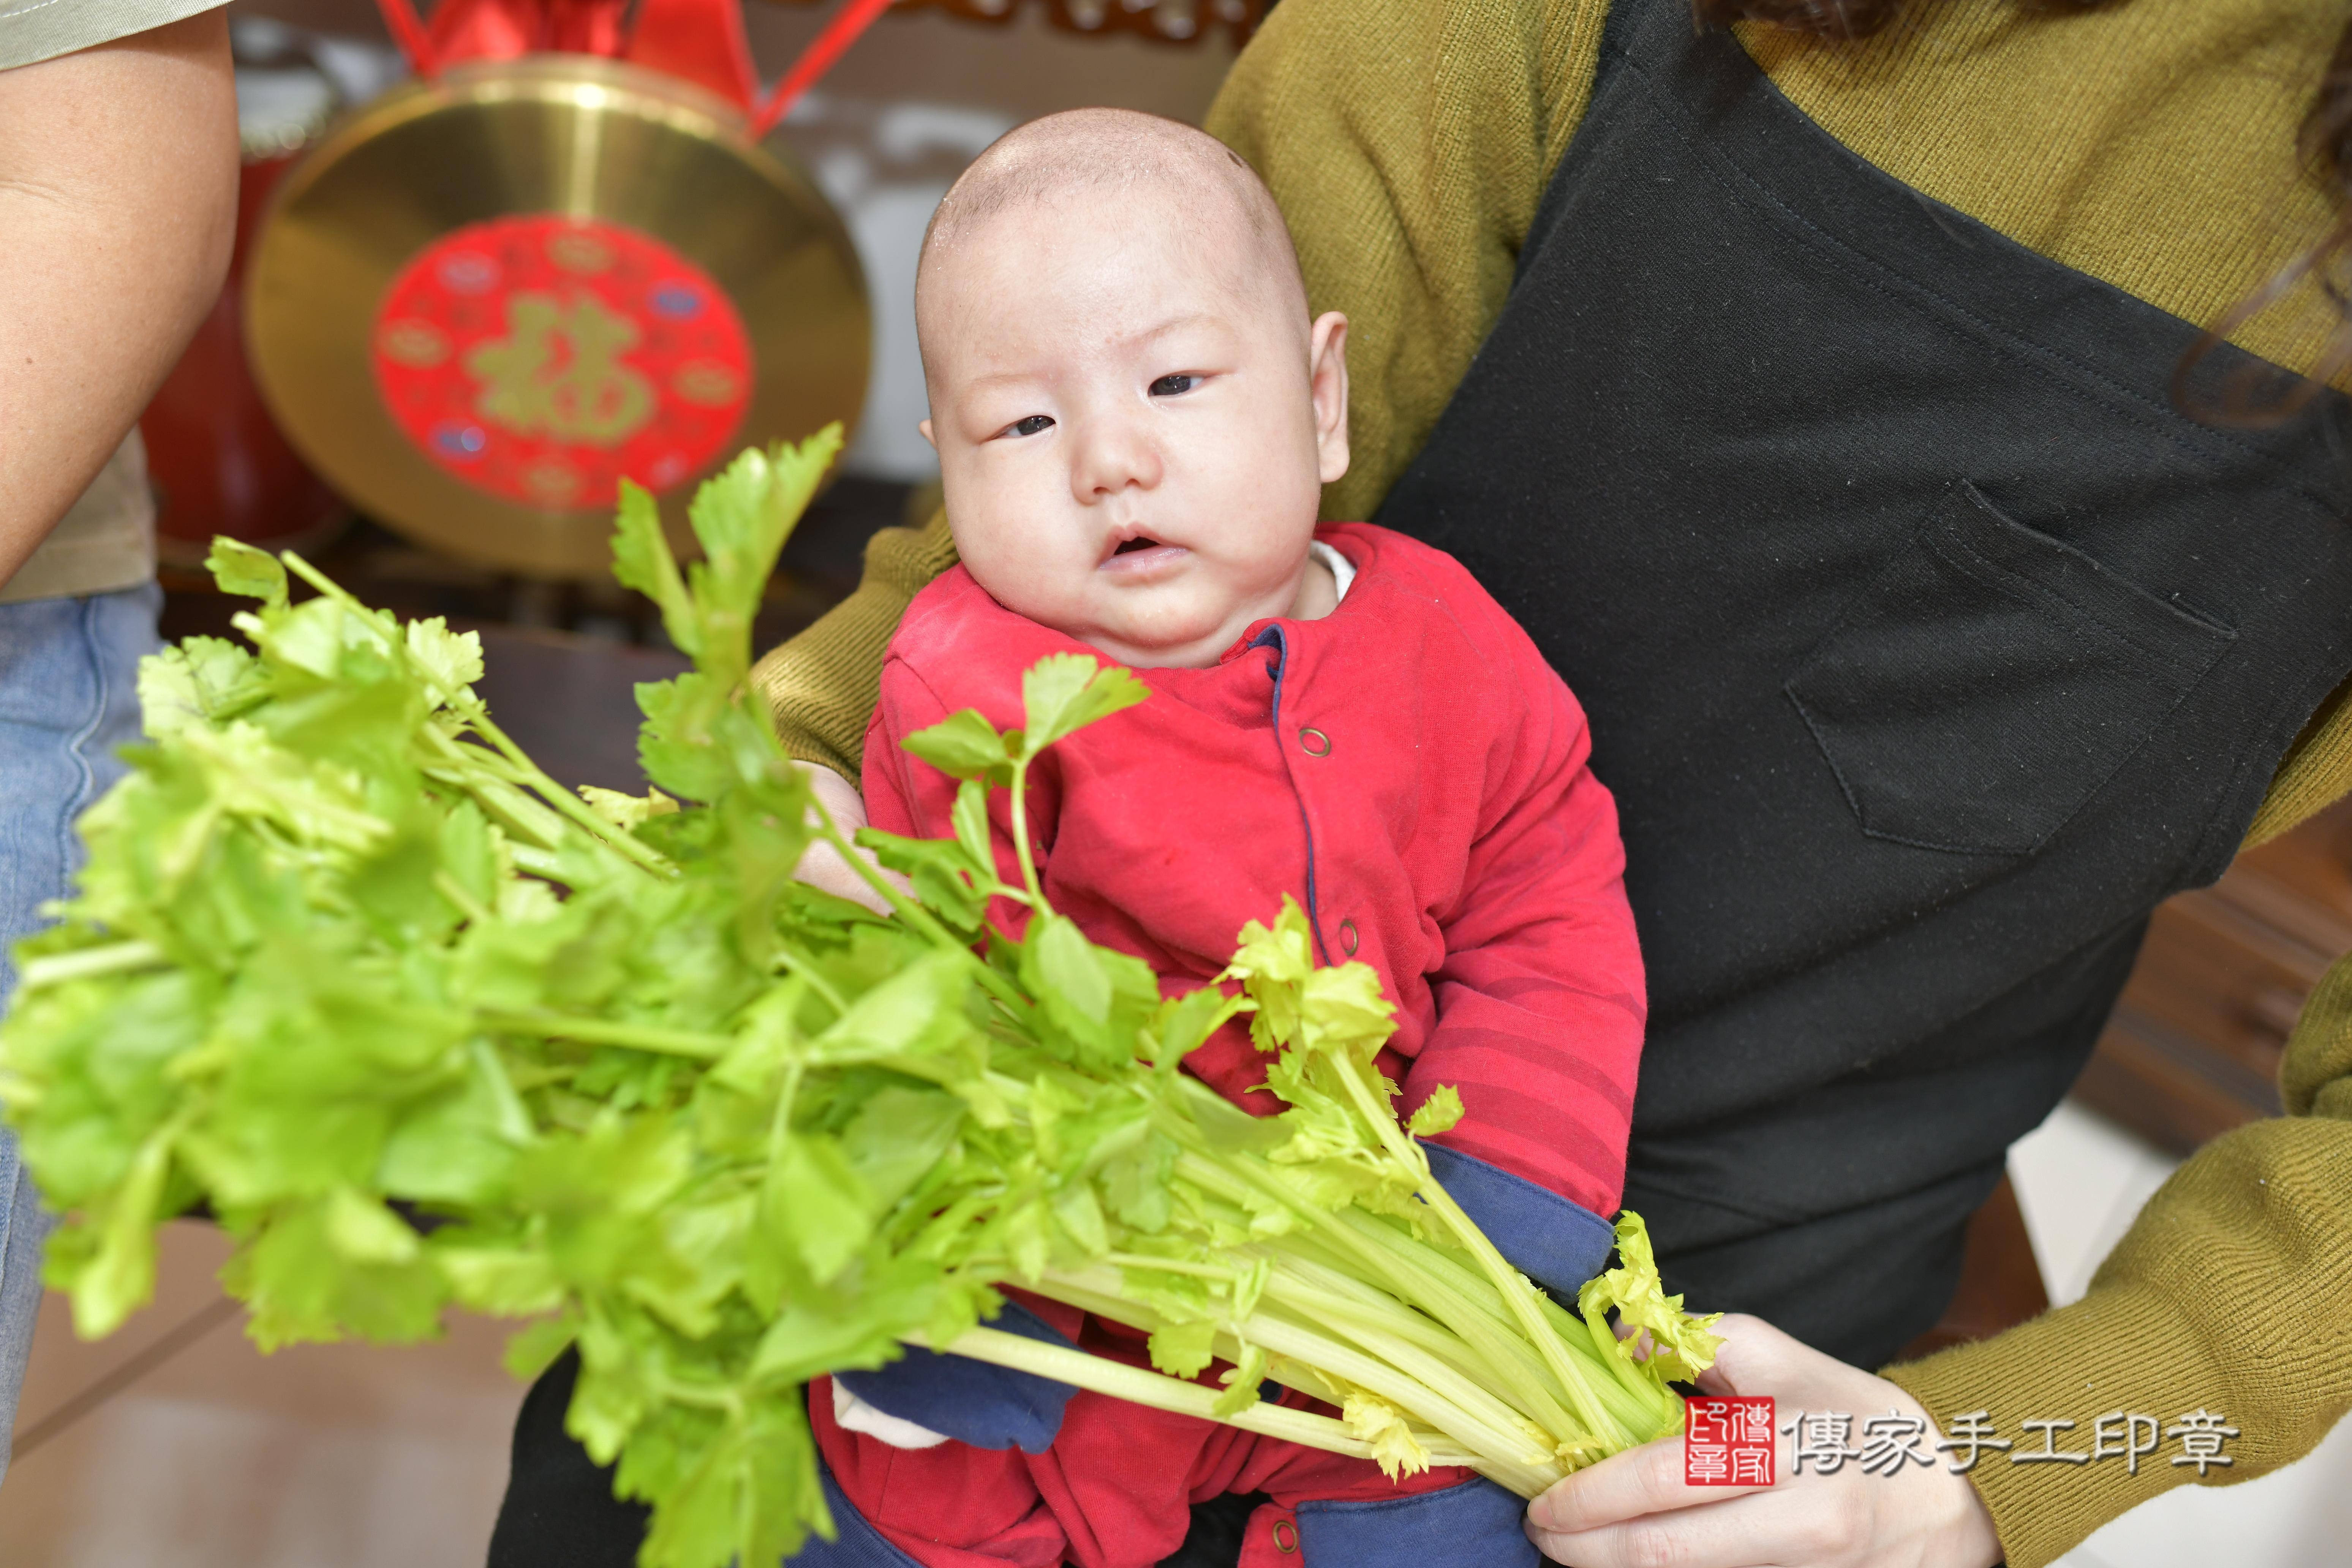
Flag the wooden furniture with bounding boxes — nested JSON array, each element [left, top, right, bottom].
[[2075, 798, 2352, 1156]]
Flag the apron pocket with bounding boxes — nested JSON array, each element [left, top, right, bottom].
[[1786, 482, 2233, 856]]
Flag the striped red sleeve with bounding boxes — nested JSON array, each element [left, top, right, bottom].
[[1399, 670, 1645, 1219]]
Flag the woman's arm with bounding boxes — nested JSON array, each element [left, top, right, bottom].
[[752, 507, 958, 778], [1881, 975, 2352, 1567], [0, 8, 236, 586]]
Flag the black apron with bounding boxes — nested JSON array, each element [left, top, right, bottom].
[[490, 4, 2352, 1562], [1376, 0, 2352, 1369]]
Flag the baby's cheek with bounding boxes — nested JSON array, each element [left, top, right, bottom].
[[955, 511, 1076, 611]]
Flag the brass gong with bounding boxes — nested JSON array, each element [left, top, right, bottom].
[[246, 55, 870, 578]]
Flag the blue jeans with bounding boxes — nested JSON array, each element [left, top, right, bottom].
[[0, 583, 160, 1485]]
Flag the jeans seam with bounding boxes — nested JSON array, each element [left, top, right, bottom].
[[65, 594, 111, 823], [60, 595, 111, 873], [0, 597, 106, 1424], [0, 1159, 16, 1332]]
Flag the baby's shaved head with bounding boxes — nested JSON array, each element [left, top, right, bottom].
[[915, 109, 1308, 354], [907, 108, 1352, 672]]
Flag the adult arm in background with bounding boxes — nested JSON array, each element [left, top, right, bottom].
[[0, 7, 237, 587]]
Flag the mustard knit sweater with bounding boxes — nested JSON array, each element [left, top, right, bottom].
[[749, 3, 2352, 1560]]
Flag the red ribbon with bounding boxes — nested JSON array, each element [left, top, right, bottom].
[[745, 0, 894, 137], [629, 0, 758, 107], [370, 0, 896, 131]]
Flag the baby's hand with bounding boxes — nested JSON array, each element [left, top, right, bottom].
[[831, 1377, 948, 1449], [792, 762, 907, 915]]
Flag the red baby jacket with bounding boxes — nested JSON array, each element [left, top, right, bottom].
[[861, 522, 1644, 1216]]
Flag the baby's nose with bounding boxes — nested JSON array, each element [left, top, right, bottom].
[[1070, 417, 1163, 501]]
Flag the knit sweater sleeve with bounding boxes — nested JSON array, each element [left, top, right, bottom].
[[1203, 0, 1608, 525], [749, 504, 959, 781], [1884, 985, 2352, 1568]]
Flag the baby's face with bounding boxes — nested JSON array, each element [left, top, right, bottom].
[[918, 189, 1348, 669]]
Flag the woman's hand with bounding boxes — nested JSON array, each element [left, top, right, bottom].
[[1526, 1314, 2002, 1568], [792, 762, 907, 915]]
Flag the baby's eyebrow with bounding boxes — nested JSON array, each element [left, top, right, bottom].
[[954, 313, 1234, 398], [968, 315, 1221, 379], [1120, 313, 1220, 345]]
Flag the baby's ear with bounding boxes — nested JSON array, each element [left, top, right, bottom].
[[1309, 312, 1351, 485], [919, 418, 937, 450]]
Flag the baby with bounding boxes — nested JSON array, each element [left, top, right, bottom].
[[799, 111, 1645, 1568]]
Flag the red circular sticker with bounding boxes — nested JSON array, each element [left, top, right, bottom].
[[373, 215, 753, 511]]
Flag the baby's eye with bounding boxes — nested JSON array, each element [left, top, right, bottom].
[[1149, 374, 1200, 398], [1001, 414, 1054, 438]]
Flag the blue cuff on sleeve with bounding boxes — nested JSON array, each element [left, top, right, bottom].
[[782, 1448, 926, 1566], [1297, 1477, 1536, 1568], [1423, 1143, 1615, 1301], [833, 1298, 1078, 1454]]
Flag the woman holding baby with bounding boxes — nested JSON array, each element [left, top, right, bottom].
[[493, 3, 2352, 1566]]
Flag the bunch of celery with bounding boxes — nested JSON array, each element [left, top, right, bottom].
[[0, 427, 1715, 1568]]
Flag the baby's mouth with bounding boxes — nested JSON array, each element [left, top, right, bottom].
[[1100, 534, 1188, 579], [1102, 525, 1185, 564]]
